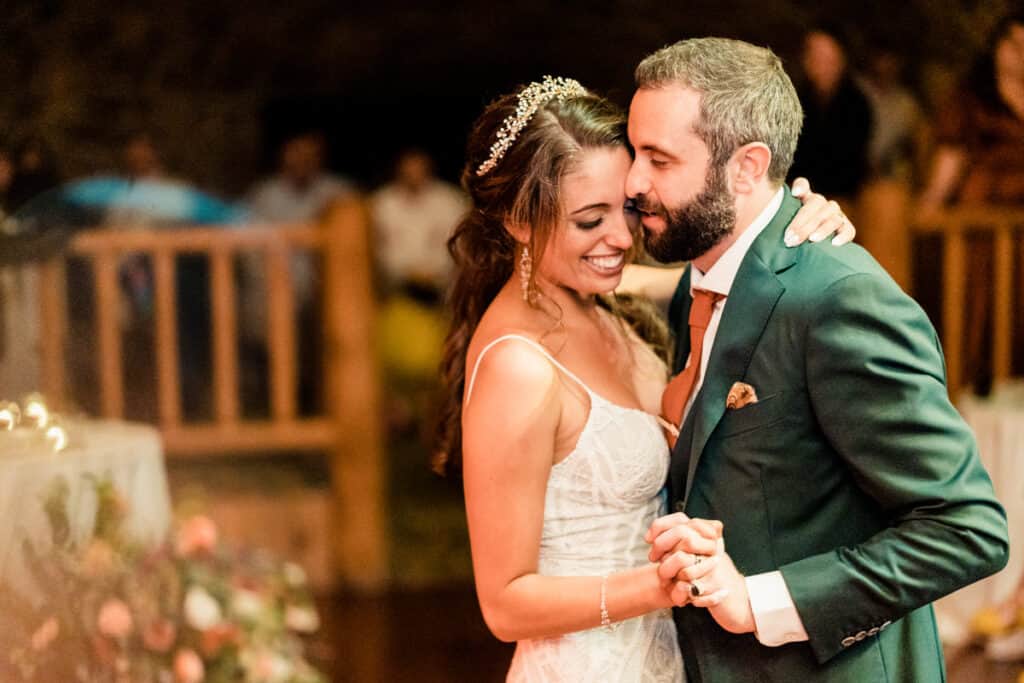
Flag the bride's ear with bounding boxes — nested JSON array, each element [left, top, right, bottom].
[[504, 219, 531, 245]]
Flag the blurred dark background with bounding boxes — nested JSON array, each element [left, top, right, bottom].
[[0, 0, 1011, 192]]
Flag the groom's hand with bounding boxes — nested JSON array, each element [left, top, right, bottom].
[[645, 513, 722, 563], [674, 551, 757, 635]]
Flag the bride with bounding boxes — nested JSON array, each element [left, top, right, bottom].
[[434, 77, 852, 681]]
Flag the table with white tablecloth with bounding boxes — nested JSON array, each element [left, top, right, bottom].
[[935, 384, 1024, 645], [0, 418, 172, 599]]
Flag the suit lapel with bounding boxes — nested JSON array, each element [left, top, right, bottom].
[[668, 266, 693, 374], [667, 266, 693, 501], [680, 190, 802, 505]]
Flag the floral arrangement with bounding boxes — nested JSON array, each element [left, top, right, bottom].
[[0, 475, 326, 683]]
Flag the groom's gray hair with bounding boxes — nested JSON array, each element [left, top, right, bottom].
[[635, 37, 803, 183]]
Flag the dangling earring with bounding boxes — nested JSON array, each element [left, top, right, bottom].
[[519, 244, 532, 302]]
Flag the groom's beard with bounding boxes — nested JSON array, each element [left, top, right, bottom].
[[637, 162, 736, 263]]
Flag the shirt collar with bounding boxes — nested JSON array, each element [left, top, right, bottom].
[[691, 187, 785, 298]]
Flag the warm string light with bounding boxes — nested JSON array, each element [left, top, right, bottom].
[[22, 392, 50, 429], [0, 394, 69, 453], [45, 421, 68, 452], [0, 401, 20, 431]]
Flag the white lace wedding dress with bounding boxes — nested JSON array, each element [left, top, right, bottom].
[[467, 335, 684, 683]]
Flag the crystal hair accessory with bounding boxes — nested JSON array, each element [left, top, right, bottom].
[[475, 76, 589, 177]]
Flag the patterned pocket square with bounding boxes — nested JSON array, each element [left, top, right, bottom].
[[726, 382, 758, 410]]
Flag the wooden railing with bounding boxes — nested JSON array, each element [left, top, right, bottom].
[[909, 206, 1024, 396], [35, 198, 387, 591]]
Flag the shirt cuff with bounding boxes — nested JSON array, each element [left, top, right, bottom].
[[745, 571, 809, 646]]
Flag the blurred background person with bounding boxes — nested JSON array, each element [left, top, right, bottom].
[[858, 46, 923, 183], [246, 130, 352, 225], [849, 43, 924, 290], [918, 12, 1024, 395], [242, 130, 355, 415], [122, 131, 167, 180], [372, 148, 467, 436], [0, 145, 15, 219], [7, 136, 61, 211], [371, 148, 467, 295], [920, 13, 1024, 209], [789, 25, 873, 216]]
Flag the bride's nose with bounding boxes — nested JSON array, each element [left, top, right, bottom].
[[604, 214, 633, 250]]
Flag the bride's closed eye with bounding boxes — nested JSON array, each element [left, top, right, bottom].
[[575, 217, 604, 230]]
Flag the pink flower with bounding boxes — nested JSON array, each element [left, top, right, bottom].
[[175, 515, 218, 558], [173, 648, 205, 683], [30, 617, 59, 651], [142, 618, 177, 653], [97, 599, 134, 638], [200, 622, 240, 657]]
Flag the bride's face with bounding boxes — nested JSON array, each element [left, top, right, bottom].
[[536, 145, 638, 297]]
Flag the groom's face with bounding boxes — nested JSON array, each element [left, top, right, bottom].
[[626, 85, 736, 263]]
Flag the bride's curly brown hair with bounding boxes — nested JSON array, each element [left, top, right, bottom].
[[433, 85, 670, 476]]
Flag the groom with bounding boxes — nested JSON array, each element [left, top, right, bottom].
[[627, 38, 1009, 681]]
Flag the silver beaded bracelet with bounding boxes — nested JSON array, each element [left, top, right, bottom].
[[600, 575, 617, 632]]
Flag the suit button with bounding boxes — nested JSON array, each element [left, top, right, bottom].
[[855, 631, 867, 641], [841, 637, 856, 648], [674, 501, 686, 513]]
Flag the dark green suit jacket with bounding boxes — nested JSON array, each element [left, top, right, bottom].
[[667, 189, 1008, 682]]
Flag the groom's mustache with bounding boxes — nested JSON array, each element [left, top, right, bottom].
[[631, 194, 666, 219]]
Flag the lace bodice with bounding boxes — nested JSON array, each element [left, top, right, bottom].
[[466, 335, 683, 682]]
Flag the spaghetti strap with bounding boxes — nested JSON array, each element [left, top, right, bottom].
[[465, 334, 591, 406]]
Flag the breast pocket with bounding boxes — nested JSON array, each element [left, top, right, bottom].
[[713, 391, 789, 440]]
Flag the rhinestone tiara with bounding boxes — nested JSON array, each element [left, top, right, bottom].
[[475, 76, 589, 177]]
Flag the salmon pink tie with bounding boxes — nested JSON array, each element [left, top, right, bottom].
[[661, 289, 723, 447]]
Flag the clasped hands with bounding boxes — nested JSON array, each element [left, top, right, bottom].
[[645, 512, 756, 634]]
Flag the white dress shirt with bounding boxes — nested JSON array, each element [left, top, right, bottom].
[[681, 187, 810, 647]]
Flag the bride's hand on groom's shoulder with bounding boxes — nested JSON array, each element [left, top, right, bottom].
[[644, 513, 722, 564], [786, 177, 856, 248]]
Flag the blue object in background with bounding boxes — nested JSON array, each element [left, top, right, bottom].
[[61, 176, 247, 224]]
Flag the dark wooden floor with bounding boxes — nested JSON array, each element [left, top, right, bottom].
[[312, 586, 1023, 682], [315, 585, 512, 682]]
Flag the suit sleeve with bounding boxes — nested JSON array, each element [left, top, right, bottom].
[[779, 271, 1009, 664]]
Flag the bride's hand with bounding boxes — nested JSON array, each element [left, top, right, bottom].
[[645, 513, 722, 564], [785, 177, 855, 247]]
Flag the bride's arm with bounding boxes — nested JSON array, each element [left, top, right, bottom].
[[462, 341, 682, 642]]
